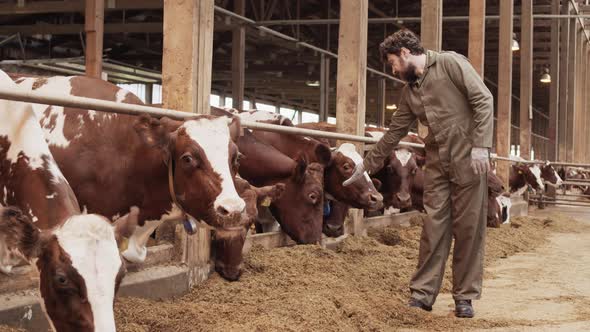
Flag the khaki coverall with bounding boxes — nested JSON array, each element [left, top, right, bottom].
[[364, 50, 494, 306]]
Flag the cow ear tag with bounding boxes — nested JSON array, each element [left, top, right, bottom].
[[118, 238, 129, 252], [261, 196, 272, 207], [183, 216, 198, 235], [518, 170, 522, 174]]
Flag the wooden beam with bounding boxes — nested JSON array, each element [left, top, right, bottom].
[[84, 0, 104, 79], [162, 0, 214, 286], [586, 47, 590, 162], [468, 0, 486, 78], [319, 54, 330, 122], [0, 22, 163, 35], [377, 79, 386, 127], [558, 2, 571, 161], [573, 28, 587, 162], [0, 0, 162, 14], [578, 41, 590, 163], [547, 0, 560, 160], [496, 0, 514, 186], [335, 0, 368, 236], [419, 0, 442, 139], [519, 0, 533, 159], [335, 0, 368, 141], [566, 18, 578, 162], [232, 0, 245, 109]]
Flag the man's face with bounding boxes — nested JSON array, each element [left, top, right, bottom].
[[387, 50, 419, 84]]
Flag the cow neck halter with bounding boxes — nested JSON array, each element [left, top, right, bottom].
[[167, 154, 215, 232]]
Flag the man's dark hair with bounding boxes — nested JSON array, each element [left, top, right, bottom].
[[379, 29, 425, 63]]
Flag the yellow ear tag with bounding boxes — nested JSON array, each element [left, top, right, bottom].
[[118, 237, 129, 252], [261, 196, 272, 207], [518, 170, 523, 174]]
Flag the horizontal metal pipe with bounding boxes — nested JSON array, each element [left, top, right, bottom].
[[561, 181, 590, 186], [0, 87, 427, 147], [213, 6, 403, 84], [491, 156, 590, 167], [530, 196, 589, 203], [529, 199, 590, 207], [557, 193, 590, 198], [255, 15, 590, 26]]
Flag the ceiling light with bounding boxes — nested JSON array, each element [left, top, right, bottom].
[[512, 33, 520, 51], [305, 80, 320, 87], [540, 67, 551, 83], [386, 104, 397, 110]]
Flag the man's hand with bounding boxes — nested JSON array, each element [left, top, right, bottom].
[[343, 163, 366, 187], [470, 147, 490, 175]]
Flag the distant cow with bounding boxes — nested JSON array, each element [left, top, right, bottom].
[[228, 112, 383, 238], [1, 70, 138, 332], [212, 178, 284, 280], [373, 145, 425, 213], [235, 129, 326, 244], [486, 172, 512, 227], [509, 162, 545, 195]]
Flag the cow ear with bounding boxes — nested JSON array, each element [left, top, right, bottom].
[[0, 207, 44, 265], [228, 116, 242, 142], [371, 178, 382, 191], [159, 117, 183, 132], [292, 157, 308, 184], [314, 143, 332, 166], [133, 115, 172, 149], [112, 207, 140, 244]]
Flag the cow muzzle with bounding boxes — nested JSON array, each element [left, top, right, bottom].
[[214, 197, 246, 226], [365, 192, 384, 211], [396, 192, 412, 208]]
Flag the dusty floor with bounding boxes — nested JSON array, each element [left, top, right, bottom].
[[1, 206, 589, 332]]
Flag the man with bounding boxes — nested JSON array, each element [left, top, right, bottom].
[[344, 29, 493, 318]]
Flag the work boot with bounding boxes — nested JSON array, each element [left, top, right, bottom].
[[407, 298, 432, 312], [454, 299, 474, 318]]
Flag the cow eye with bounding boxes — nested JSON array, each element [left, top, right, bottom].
[[308, 192, 319, 204], [54, 273, 68, 286], [181, 154, 193, 164], [342, 163, 352, 171]]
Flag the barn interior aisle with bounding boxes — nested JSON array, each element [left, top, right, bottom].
[[2, 0, 590, 331], [431, 205, 590, 332]]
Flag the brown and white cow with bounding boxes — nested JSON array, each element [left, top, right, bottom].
[[509, 161, 545, 195], [14, 76, 247, 267], [1, 71, 138, 331], [235, 129, 325, 244]]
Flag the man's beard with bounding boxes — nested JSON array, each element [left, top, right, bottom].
[[398, 62, 420, 84]]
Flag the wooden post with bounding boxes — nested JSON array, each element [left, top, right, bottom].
[[84, 0, 104, 78], [419, 0, 442, 139], [548, 0, 560, 161], [579, 40, 588, 162], [145, 83, 153, 104], [162, 0, 214, 286], [558, 2, 570, 161], [319, 54, 330, 122], [565, 18, 577, 162], [519, 0, 533, 160], [496, 0, 514, 186], [232, 0, 245, 110], [377, 79, 386, 128], [587, 45, 590, 163], [577, 40, 590, 163], [335, 0, 368, 236], [468, 0, 486, 78]]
